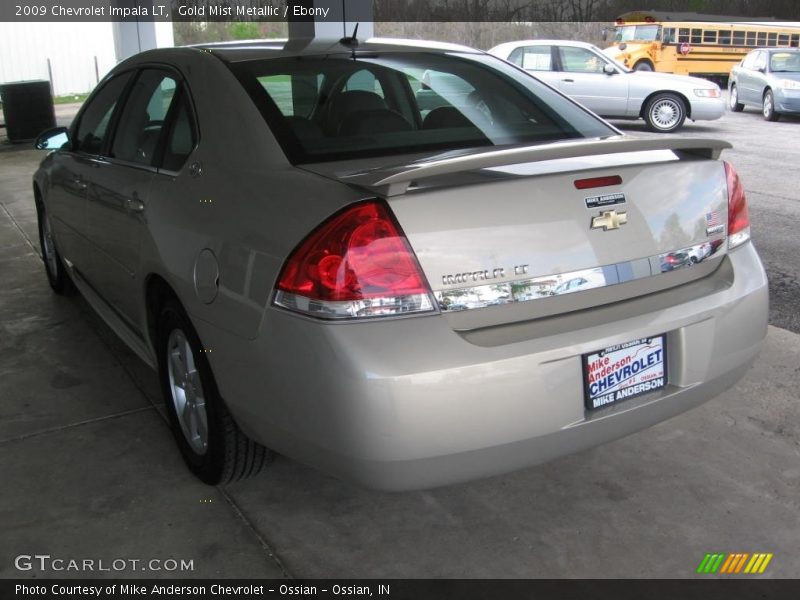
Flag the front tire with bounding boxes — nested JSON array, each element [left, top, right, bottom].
[[644, 93, 686, 133], [763, 89, 780, 121], [157, 298, 271, 484], [36, 198, 75, 295], [633, 60, 653, 71], [729, 85, 744, 112]]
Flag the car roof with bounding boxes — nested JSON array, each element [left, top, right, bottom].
[[493, 39, 597, 51], [189, 37, 482, 63]]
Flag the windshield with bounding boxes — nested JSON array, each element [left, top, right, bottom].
[[770, 52, 800, 72], [229, 51, 616, 164], [614, 25, 661, 42]]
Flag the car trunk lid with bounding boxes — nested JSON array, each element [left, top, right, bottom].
[[300, 137, 732, 330]]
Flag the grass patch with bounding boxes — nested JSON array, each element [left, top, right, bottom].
[[54, 94, 89, 105]]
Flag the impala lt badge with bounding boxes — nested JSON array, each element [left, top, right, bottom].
[[591, 210, 628, 231]]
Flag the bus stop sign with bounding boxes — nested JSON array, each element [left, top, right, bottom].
[[680, 42, 692, 55]]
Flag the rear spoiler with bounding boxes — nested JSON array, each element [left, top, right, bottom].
[[350, 137, 732, 196]]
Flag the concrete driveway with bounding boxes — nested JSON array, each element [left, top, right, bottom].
[[1, 110, 798, 579]]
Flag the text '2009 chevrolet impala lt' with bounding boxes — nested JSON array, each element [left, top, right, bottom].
[[32, 38, 767, 490]]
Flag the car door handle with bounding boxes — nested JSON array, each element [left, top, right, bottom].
[[561, 78, 575, 83]]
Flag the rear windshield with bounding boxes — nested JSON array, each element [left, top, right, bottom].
[[229, 51, 616, 164]]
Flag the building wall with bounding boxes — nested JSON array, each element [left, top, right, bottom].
[[0, 21, 174, 97]]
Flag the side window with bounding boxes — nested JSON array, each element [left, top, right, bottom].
[[746, 32, 756, 46], [703, 30, 717, 44], [742, 51, 758, 69], [74, 73, 132, 155], [508, 47, 524, 66], [753, 51, 767, 71], [161, 91, 197, 172], [521, 46, 552, 71], [558, 47, 605, 74], [111, 70, 178, 165]]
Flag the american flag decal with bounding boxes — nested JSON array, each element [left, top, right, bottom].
[[706, 211, 721, 226]]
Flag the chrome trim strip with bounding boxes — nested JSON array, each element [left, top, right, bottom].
[[437, 239, 726, 312]]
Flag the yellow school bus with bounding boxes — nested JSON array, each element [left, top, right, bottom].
[[604, 11, 800, 82]]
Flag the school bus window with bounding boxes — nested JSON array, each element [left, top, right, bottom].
[[778, 34, 789, 46], [768, 33, 777, 46], [719, 30, 731, 45], [678, 28, 689, 42], [792, 34, 799, 47], [703, 30, 717, 43], [691, 29, 702, 44], [757, 32, 767, 45], [746, 32, 756, 46], [733, 31, 745, 45]]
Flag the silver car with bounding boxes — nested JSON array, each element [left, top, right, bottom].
[[33, 38, 767, 490], [729, 48, 800, 121], [489, 40, 725, 133]]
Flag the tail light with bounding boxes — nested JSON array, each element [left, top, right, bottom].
[[724, 161, 750, 249], [273, 200, 435, 319]]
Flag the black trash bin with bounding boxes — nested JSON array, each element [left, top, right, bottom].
[[0, 80, 56, 143]]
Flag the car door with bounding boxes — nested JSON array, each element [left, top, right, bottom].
[[740, 51, 767, 105], [736, 51, 759, 104], [554, 45, 629, 116], [83, 68, 182, 326], [45, 72, 133, 272]]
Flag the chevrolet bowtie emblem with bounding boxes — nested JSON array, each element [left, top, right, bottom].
[[591, 210, 628, 231]]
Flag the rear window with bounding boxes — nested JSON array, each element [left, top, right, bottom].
[[229, 51, 615, 164]]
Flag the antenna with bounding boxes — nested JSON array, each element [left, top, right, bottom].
[[340, 22, 360, 47]]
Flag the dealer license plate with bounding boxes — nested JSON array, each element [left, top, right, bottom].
[[583, 336, 667, 410]]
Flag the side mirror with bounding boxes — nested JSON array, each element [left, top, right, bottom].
[[603, 64, 617, 75], [34, 127, 70, 151], [756, 66, 766, 73]]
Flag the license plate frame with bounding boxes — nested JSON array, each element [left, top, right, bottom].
[[583, 335, 668, 410]]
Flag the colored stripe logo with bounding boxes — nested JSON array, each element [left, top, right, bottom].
[[697, 553, 773, 574]]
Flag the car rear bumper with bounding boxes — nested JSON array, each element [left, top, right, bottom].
[[198, 242, 767, 491]]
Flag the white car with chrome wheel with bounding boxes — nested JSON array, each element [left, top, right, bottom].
[[489, 40, 725, 133]]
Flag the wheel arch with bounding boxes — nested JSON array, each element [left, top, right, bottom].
[[144, 273, 182, 357], [633, 58, 654, 71], [640, 90, 691, 119]]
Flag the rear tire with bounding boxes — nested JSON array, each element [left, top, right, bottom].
[[156, 297, 271, 484], [36, 197, 75, 295], [763, 89, 780, 121], [728, 85, 744, 112], [644, 93, 686, 133]]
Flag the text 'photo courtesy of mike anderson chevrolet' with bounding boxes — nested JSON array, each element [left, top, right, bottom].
[[32, 36, 768, 491]]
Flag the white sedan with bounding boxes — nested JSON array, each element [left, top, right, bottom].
[[489, 40, 724, 133]]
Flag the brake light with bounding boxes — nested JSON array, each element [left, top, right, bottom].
[[574, 175, 622, 190], [724, 161, 750, 249], [274, 200, 435, 319]]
